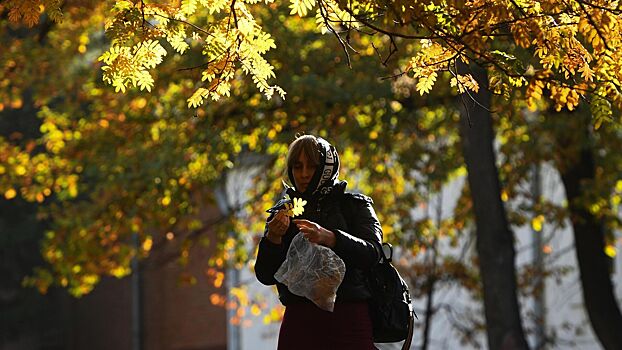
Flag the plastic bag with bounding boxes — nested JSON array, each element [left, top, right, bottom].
[[274, 233, 346, 312]]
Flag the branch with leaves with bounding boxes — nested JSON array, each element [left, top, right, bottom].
[[6, 0, 620, 126]]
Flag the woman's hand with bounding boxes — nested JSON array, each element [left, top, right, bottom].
[[266, 210, 290, 244], [293, 219, 336, 248]]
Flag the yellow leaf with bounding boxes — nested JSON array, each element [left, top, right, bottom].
[[111, 266, 130, 278], [293, 198, 307, 216], [416, 72, 437, 95], [531, 215, 544, 232], [15, 165, 27, 175], [501, 190, 509, 202], [214, 271, 224, 287], [285, 198, 307, 217], [99, 119, 109, 128], [82, 274, 99, 286], [181, 0, 198, 16], [142, 237, 153, 252], [289, 0, 316, 17], [578, 63, 594, 82], [604, 245, 617, 258], [4, 188, 17, 199], [251, 304, 261, 316], [68, 183, 78, 197], [284, 202, 294, 216]]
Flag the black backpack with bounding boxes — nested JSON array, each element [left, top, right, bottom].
[[340, 194, 416, 348], [368, 242, 416, 347]]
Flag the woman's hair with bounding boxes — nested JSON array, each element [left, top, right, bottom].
[[286, 134, 321, 169]]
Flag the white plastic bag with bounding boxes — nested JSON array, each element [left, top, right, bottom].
[[274, 233, 346, 312]]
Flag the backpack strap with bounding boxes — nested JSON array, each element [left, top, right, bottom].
[[339, 192, 383, 265]]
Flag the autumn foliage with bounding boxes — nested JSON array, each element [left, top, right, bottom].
[[4, 0, 621, 126]]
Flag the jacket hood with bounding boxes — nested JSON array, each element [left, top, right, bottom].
[[287, 137, 341, 199]]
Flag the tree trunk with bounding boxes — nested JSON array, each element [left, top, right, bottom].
[[457, 63, 529, 350], [421, 241, 438, 350], [554, 114, 622, 350]]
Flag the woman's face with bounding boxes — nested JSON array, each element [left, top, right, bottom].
[[292, 152, 317, 193]]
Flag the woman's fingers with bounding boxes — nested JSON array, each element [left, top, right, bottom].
[[300, 230, 316, 242], [278, 213, 290, 229], [294, 219, 323, 243], [268, 210, 290, 236], [295, 223, 312, 233], [273, 210, 285, 221], [280, 212, 290, 225], [292, 219, 316, 228], [292, 220, 336, 248]]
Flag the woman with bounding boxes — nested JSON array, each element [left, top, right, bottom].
[[255, 134, 383, 350]]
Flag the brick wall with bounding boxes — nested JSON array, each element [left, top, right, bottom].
[[142, 243, 227, 350], [65, 234, 228, 350]]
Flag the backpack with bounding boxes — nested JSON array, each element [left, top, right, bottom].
[[339, 194, 416, 348], [367, 243, 416, 348]]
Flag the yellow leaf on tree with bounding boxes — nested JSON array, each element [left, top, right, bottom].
[[142, 237, 153, 252], [82, 274, 99, 286], [604, 245, 617, 258], [251, 304, 261, 316], [4, 188, 17, 199], [416, 72, 437, 95], [531, 215, 544, 232], [289, 0, 316, 17], [578, 63, 594, 82], [111, 266, 130, 278], [501, 190, 509, 202], [15, 165, 27, 175]]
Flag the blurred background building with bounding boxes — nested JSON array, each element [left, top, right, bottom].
[[1, 198, 228, 350]]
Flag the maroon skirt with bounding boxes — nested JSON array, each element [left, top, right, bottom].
[[277, 301, 377, 350]]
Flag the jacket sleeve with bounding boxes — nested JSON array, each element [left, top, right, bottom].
[[331, 196, 382, 269], [254, 215, 288, 285]]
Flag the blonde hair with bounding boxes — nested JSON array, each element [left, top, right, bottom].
[[286, 134, 321, 170]]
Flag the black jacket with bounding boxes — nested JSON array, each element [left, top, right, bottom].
[[254, 182, 383, 305]]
